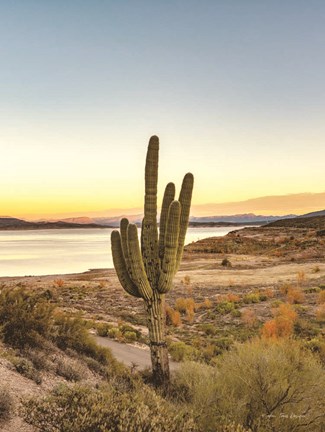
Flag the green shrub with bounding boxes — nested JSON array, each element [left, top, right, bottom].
[[11, 356, 42, 384], [304, 287, 321, 293], [55, 358, 87, 382], [54, 315, 114, 366], [243, 293, 260, 304], [0, 385, 13, 420], [124, 331, 137, 342], [305, 338, 325, 365], [25, 349, 52, 371], [0, 287, 54, 348], [200, 323, 217, 336], [174, 339, 325, 432], [172, 361, 218, 429], [22, 383, 197, 432], [169, 342, 199, 362], [96, 323, 112, 337], [214, 339, 325, 431], [108, 327, 123, 340], [216, 301, 235, 314]]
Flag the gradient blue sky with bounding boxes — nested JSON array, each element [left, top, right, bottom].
[[1, 1, 324, 217]]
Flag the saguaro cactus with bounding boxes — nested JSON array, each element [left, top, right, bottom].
[[111, 135, 194, 385]]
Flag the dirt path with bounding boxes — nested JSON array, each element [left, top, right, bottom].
[[95, 336, 179, 371]]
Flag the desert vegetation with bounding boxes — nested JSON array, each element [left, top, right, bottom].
[[1, 212, 325, 430]]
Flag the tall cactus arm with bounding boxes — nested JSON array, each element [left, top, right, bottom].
[[111, 230, 141, 298], [175, 172, 194, 271], [159, 182, 176, 260], [144, 135, 159, 223], [142, 136, 160, 285], [127, 224, 153, 301], [120, 218, 133, 279], [158, 200, 181, 293]]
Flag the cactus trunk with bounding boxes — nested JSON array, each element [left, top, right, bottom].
[[111, 136, 193, 386], [145, 292, 169, 385]]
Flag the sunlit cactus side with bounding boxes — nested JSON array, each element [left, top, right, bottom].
[[111, 135, 194, 385]]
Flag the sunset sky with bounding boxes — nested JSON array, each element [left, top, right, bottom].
[[1, 1, 324, 218]]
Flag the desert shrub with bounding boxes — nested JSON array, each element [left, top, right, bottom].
[[54, 314, 115, 366], [174, 339, 325, 432], [286, 287, 305, 304], [172, 361, 217, 424], [175, 297, 196, 322], [294, 319, 320, 338], [169, 342, 199, 362], [221, 258, 232, 267], [241, 308, 257, 328], [200, 323, 216, 336], [25, 348, 52, 371], [216, 301, 235, 314], [0, 287, 55, 348], [264, 288, 275, 298], [175, 297, 195, 313], [183, 275, 191, 285], [56, 357, 87, 382], [11, 356, 42, 384], [0, 385, 14, 421], [297, 270, 306, 285], [107, 327, 123, 340], [305, 338, 325, 365], [304, 286, 320, 293], [166, 305, 182, 327], [123, 331, 137, 342], [243, 293, 260, 304], [22, 383, 197, 432], [119, 323, 141, 340], [53, 279, 65, 287], [231, 309, 242, 318], [280, 283, 292, 295], [96, 323, 111, 337], [214, 337, 233, 351], [226, 293, 241, 303], [213, 339, 325, 432], [261, 303, 297, 338]]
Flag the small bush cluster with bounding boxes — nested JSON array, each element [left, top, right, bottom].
[[216, 301, 235, 314], [55, 357, 88, 382], [54, 314, 114, 366], [0, 385, 14, 421], [175, 298, 196, 322], [169, 341, 199, 362], [0, 287, 54, 348], [97, 321, 142, 342], [261, 303, 297, 338], [11, 356, 42, 384], [286, 287, 305, 304], [243, 293, 260, 304], [22, 383, 197, 432], [166, 305, 182, 327]]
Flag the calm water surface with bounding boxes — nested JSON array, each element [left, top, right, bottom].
[[0, 227, 246, 277]]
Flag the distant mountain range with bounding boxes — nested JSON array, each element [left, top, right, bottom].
[[53, 213, 298, 227], [0, 217, 103, 231], [1, 209, 324, 231]]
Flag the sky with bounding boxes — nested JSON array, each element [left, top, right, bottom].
[[1, 1, 324, 218]]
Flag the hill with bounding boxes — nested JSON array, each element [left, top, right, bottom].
[[265, 214, 325, 230], [0, 217, 104, 231]]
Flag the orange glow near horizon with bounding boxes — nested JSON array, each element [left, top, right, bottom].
[[3, 191, 325, 220]]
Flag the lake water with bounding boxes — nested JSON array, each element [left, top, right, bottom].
[[0, 226, 246, 277]]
